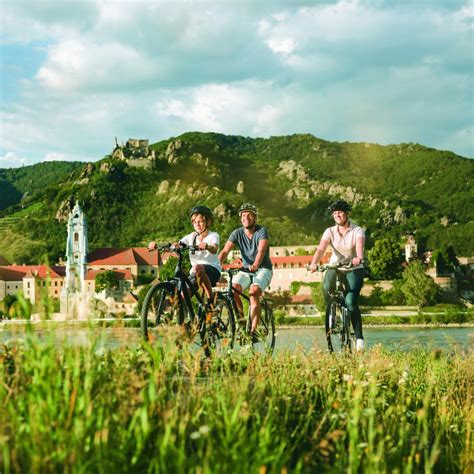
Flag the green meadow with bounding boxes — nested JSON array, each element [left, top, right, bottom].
[[1, 329, 472, 473]]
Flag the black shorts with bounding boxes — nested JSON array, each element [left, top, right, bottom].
[[189, 265, 221, 287]]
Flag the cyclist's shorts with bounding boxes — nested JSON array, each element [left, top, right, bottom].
[[234, 268, 273, 292], [190, 265, 221, 287]]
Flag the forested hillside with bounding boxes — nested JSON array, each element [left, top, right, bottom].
[[0, 132, 472, 264]]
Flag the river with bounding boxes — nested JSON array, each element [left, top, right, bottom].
[[1, 325, 472, 352]]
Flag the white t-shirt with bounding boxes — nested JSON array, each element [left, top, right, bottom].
[[322, 223, 365, 270], [180, 231, 221, 273]]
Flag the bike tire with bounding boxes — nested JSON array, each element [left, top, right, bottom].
[[199, 295, 236, 357], [140, 282, 184, 341], [326, 301, 344, 353], [251, 300, 276, 354], [342, 307, 353, 352]]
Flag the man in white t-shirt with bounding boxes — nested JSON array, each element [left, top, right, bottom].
[[309, 199, 366, 351]]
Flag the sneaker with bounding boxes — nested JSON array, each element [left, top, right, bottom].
[[250, 330, 261, 344], [356, 339, 365, 352]]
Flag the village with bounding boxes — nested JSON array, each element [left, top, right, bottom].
[[0, 202, 471, 321]]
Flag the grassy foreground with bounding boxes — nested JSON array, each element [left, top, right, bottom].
[[1, 331, 472, 473]]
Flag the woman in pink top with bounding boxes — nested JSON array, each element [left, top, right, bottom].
[[309, 199, 365, 351]]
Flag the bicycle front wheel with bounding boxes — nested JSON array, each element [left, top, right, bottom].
[[326, 301, 345, 353], [200, 295, 236, 356], [252, 301, 276, 354], [140, 282, 184, 341]]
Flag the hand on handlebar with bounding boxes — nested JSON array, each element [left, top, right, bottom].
[[308, 263, 318, 273], [197, 241, 208, 251]]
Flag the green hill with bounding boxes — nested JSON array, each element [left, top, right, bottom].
[[0, 132, 472, 264]]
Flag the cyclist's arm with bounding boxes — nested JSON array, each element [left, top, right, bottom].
[[248, 239, 269, 272], [309, 238, 330, 272], [352, 236, 365, 266], [218, 240, 234, 264]]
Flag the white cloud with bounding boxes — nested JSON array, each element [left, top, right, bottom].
[[0, 151, 27, 168], [0, 0, 473, 167], [43, 152, 66, 162]]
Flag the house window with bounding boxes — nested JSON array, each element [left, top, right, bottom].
[[27, 282, 30, 288], [74, 232, 79, 242]]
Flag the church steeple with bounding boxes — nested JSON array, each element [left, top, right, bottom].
[[65, 202, 88, 292]]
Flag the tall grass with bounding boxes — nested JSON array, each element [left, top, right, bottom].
[[1, 329, 472, 473]]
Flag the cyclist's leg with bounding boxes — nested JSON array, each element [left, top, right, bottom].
[[249, 268, 273, 332], [344, 268, 364, 340], [194, 264, 220, 304], [323, 269, 337, 322], [232, 272, 251, 320]]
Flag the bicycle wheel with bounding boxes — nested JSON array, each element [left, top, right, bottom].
[[140, 282, 184, 340], [251, 301, 276, 354], [199, 295, 236, 356], [326, 301, 345, 353], [342, 307, 354, 352]]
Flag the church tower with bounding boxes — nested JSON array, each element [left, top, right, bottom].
[[65, 202, 88, 292]]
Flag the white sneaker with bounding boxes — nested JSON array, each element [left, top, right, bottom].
[[356, 339, 365, 352]]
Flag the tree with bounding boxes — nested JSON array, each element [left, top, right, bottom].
[[95, 270, 119, 292], [368, 237, 404, 280], [271, 290, 292, 309], [432, 244, 458, 275], [310, 282, 326, 313], [400, 261, 439, 308]]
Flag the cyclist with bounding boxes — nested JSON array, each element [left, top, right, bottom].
[[218, 203, 273, 335], [309, 199, 366, 351], [149, 205, 221, 306]]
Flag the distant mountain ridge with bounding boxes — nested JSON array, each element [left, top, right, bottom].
[[0, 132, 472, 264]]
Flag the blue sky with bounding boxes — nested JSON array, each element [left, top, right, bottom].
[[0, 0, 473, 168]]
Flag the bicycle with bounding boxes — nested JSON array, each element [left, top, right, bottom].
[[213, 267, 276, 354], [140, 243, 235, 356], [318, 260, 356, 353]]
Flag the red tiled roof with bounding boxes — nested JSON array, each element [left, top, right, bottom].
[[87, 248, 159, 266], [84, 269, 134, 281], [223, 254, 330, 270], [0, 267, 26, 281], [123, 292, 138, 303], [0, 265, 64, 280], [290, 294, 314, 304]]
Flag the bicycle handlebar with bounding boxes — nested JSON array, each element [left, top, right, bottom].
[[316, 259, 364, 272], [148, 242, 200, 253], [223, 266, 254, 276]]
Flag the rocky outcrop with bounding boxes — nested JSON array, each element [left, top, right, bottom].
[[277, 160, 309, 182], [157, 180, 170, 195], [236, 181, 244, 194], [74, 163, 95, 185], [165, 139, 184, 164], [56, 197, 75, 222], [213, 203, 231, 220]]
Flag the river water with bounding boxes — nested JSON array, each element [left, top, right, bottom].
[[1, 325, 472, 352]]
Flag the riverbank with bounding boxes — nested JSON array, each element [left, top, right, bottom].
[[1, 313, 474, 330]]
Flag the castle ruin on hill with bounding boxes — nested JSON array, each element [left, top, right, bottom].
[[111, 138, 155, 169]]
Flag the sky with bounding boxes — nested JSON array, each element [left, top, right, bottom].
[[0, 0, 473, 168]]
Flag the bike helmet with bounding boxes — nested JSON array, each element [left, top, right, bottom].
[[328, 199, 352, 213], [189, 205, 213, 221], [238, 202, 258, 216]]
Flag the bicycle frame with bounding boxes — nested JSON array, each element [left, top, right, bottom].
[[217, 267, 275, 352], [158, 244, 206, 323], [319, 261, 354, 352]]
